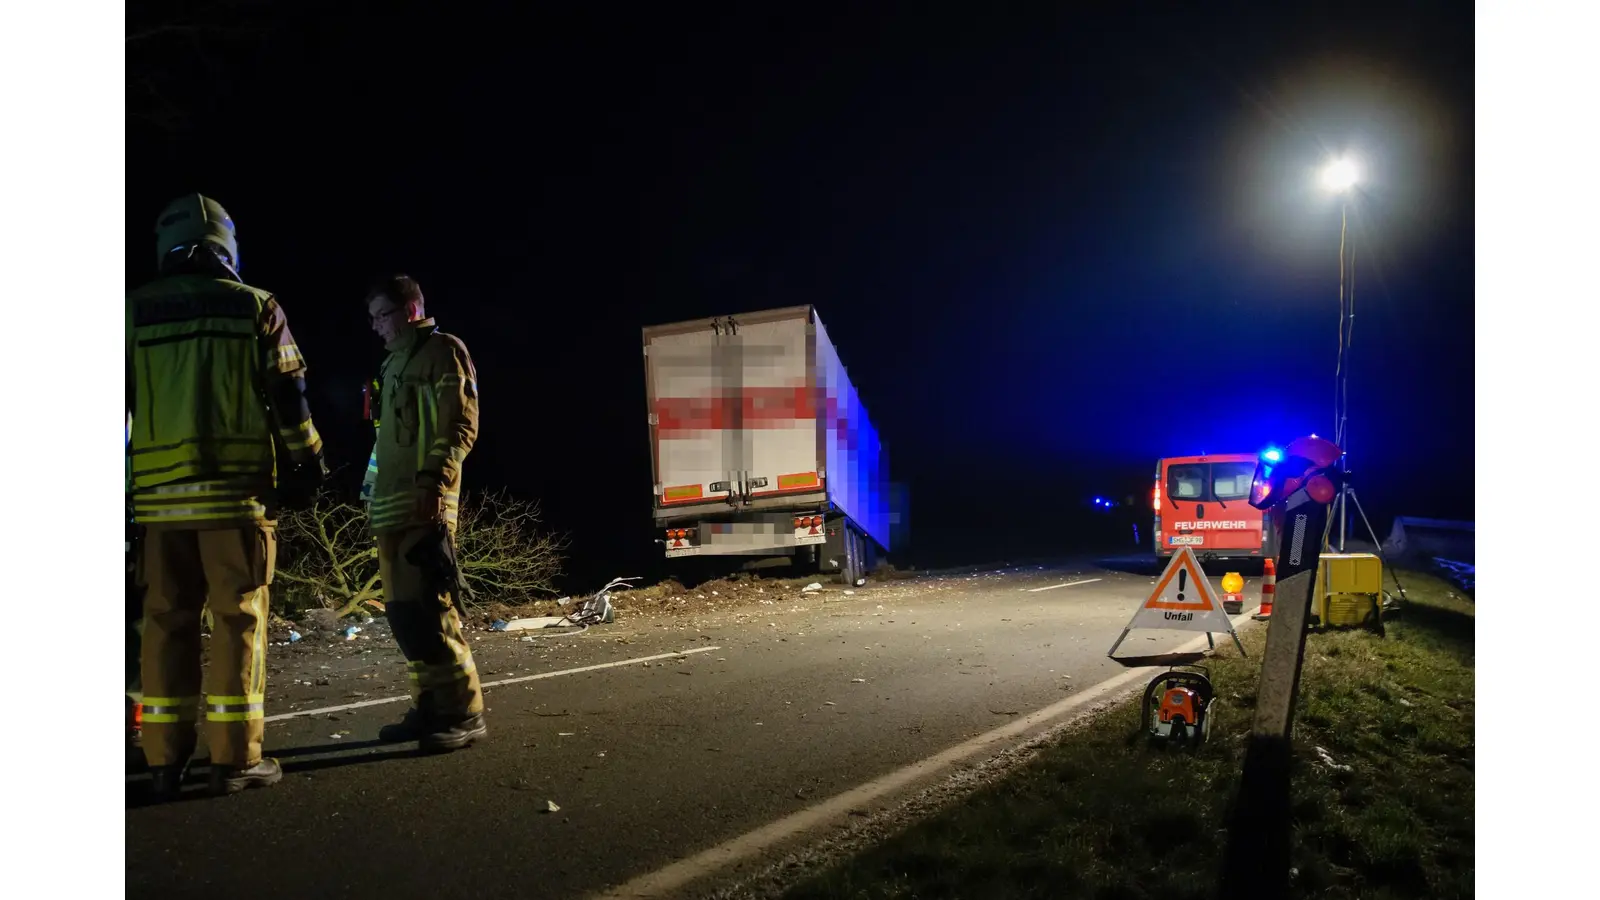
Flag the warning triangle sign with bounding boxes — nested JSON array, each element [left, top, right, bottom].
[[1108, 547, 1245, 657]]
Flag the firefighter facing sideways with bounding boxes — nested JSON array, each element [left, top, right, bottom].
[[127, 194, 327, 799], [363, 275, 488, 751]]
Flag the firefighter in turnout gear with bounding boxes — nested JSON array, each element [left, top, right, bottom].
[[363, 275, 487, 751], [127, 194, 327, 799], [127, 411, 145, 754]]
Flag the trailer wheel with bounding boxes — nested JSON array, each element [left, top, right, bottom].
[[859, 533, 876, 579], [839, 523, 860, 586]]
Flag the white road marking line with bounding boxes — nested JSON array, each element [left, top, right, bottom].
[[263, 646, 723, 723], [1025, 578, 1103, 593], [591, 617, 1251, 900]]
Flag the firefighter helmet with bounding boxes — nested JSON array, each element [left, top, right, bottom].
[[154, 194, 240, 274]]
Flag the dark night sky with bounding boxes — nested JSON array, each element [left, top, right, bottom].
[[127, 2, 1474, 590]]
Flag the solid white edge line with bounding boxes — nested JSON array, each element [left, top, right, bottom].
[[262, 646, 723, 723], [1025, 577, 1104, 592], [590, 616, 1253, 900]]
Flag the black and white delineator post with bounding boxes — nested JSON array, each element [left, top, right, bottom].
[[1218, 435, 1344, 900], [1107, 547, 1246, 658]]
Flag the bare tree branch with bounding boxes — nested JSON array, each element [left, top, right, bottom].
[[274, 488, 569, 618]]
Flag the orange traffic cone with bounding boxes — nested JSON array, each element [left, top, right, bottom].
[[1252, 559, 1276, 621]]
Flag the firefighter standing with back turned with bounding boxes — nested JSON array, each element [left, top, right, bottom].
[[363, 275, 488, 751], [127, 194, 327, 799]]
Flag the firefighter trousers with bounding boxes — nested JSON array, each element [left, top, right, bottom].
[[377, 526, 484, 719], [127, 561, 144, 701], [140, 523, 274, 769]]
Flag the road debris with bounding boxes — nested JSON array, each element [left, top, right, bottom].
[[503, 616, 569, 631], [544, 800, 561, 813], [1314, 746, 1352, 772], [342, 626, 362, 641], [851, 678, 866, 683], [802, 583, 823, 593], [289, 631, 302, 643]]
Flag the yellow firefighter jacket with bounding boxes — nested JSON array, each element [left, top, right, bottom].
[[363, 318, 479, 534], [126, 274, 322, 526]]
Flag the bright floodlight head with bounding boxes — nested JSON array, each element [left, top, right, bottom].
[[1321, 158, 1359, 193]]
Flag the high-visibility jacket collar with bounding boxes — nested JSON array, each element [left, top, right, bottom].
[[386, 317, 439, 353]]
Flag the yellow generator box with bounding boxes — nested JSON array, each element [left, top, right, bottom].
[[1315, 553, 1384, 631], [1323, 593, 1381, 628], [1319, 553, 1383, 594]]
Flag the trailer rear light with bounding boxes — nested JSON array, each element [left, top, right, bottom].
[[1152, 484, 1160, 511], [810, 516, 822, 528]]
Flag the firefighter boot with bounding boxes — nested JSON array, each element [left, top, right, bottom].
[[148, 764, 187, 803], [378, 705, 434, 743], [420, 712, 487, 753], [209, 757, 283, 796]]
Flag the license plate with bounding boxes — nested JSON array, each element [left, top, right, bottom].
[[1169, 535, 1203, 546]]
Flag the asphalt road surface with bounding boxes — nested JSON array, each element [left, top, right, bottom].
[[125, 556, 1263, 900]]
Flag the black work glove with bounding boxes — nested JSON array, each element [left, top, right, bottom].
[[278, 454, 329, 510]]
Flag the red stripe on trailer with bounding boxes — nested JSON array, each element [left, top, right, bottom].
[[654, 387, 846, 438]]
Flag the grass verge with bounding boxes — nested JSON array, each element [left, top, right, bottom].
[[781, 570, 1474, 899]]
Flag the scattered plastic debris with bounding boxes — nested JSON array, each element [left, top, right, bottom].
[[342, 626, 362, 641], [851, 678, 866, 683], [329, 733, 343, 740], [490, 620, 509, 632], [544, 800, 561, 813], [571, 576, 633, 626], [504, 616, 569, 631], [1315, 746, 1352, 772], [288, 631, 302, 643], [802, 583, 823, 593], [558, 732, 575, 736], [843, 590, 855, 596]]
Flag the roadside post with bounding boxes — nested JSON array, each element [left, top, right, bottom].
[[1218, 436, 1344, 899]]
